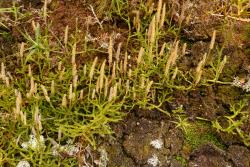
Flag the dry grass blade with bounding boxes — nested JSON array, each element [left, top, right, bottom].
[[125, 80, 130, 94], [171, 67, 178, 81], [99, 60, 106, 91], [164, 41, 179, 77], [171, 41, 179, 66], [178, 1, 189, 26], [34, 106, 42, 131], [28, 64, 32, 77], [27, 77, 35, 98], [89, 57, 98, 81], [146, 80, 154, 95], [128, 69, 132, 79], [113, 83, 118, 99], [133, 10, 141, 31], [31, 77, 35, 94], [160, 3, 166, 29], [43, 0, 48, 23], [104, 76, 108, 98], [217, 56, 227, 77], [195, 53, 207, 85], [62, 94, 67, 107], [182, 43, 187, 56], [111, 61, 116, 81], [59, 67, 65, 81], [156, 0, 163, 25], [124, 52, 128, 73], [64, 25, 69, 46], [95, 76, 100, 93], [73, 75, 78, 89], [72, 63, 77, 77], [79, 89, 84, 100], [68, 84, 73, 101], [72, 43, 76, 64], [115, 43, 122, 63], [58, 61, 62, 71], [119, 60, 123, 74], [159, 43, 166, 56], [15, 91, 22, 117], [140, 76, 145, 88], [41, 85, 50, 102], [108, 36, 113, 68], [137, 47, 144, 65], [19, 42, 25, 58], [5, 77, 10, 87], [108, 87, 113, 102], [83, 64, 87, 76], [1, 62, 6, 79], [209, 30, 216, 50], [148, 15, 156, 45]]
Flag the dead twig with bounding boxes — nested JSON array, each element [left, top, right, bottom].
[[211, 13, 250, 22], [89, 5, 103, 29]]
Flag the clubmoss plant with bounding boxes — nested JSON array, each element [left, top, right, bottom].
[[231, 0, 250, 16], [212, 100, 250, 146], [0, 0, 245, 165]]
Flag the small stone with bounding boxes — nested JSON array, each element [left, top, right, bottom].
[[147, 154, 160, 167], [16, 160, 30, 167], [150, 139, 163, 150]]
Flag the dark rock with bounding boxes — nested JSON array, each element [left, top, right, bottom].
[[227, 145, 250, 167], [100, 139, 136, 167], [188, 143, 232, 167], [164, 129, 184, 155]]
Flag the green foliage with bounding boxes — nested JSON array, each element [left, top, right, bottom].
[[243, 24, 250, 55], [171, 106, 225, 150], [212, 100, 250, 146], [231, 0, 250, 16], [0, 0, 241, 165], [185, 121, 225, 150], [172, 116, 191, 134], [175, 155, 187, 166]]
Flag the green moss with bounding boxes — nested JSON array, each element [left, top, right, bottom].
[[243, 23, 250, 54], [216, 85, 241, 104], [243, 23, 250, 40], [184, 121, 225, 150], [175, 155, 187, 166]]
